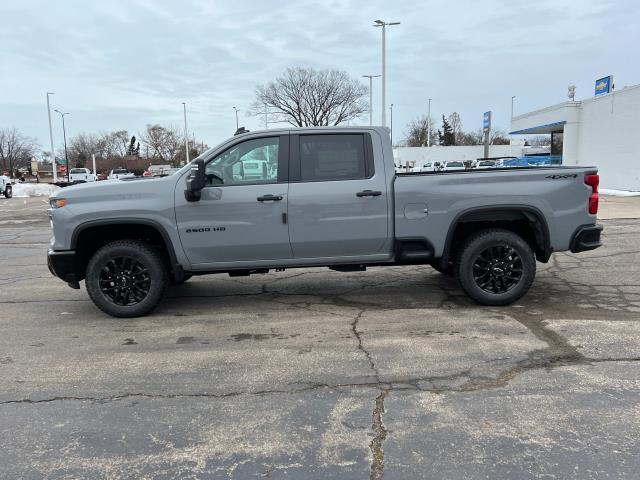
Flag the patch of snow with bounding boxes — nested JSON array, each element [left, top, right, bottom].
[[600, 188, 640, 197], [11, 183, 60, 198]]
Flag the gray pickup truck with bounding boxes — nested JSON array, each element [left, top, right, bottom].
[[47, 127, 602, 317]]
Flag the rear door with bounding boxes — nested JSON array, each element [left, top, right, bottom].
[[175, 134, 292, 266], [287, 132, 390, 259]]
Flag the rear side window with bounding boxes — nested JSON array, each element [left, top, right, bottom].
[[299, 134, 368, 182]]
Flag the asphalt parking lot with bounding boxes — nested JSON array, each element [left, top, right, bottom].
[[1, 195, 639, 479]]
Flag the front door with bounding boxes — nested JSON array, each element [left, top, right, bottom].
[[175, 135, 291, 267]]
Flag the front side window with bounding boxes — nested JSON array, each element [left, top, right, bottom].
[[299, 134, 367, 182], [205, 137, 279, 186]]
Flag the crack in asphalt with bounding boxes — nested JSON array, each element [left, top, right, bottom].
[[369, 389, 389, 480]]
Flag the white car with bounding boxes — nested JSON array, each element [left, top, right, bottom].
[[69, 168, 96, 183], [0, 175, 12, 198], [418, 162, 434, 172], [474, 160, 496, 169], [442, 161, 466, 171], [108, 168, 135, 180]]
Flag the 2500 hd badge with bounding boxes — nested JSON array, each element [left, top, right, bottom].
[[185, 227, 226, 233]]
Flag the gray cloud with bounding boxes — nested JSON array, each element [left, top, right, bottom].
[[1, 0, 638, 150]]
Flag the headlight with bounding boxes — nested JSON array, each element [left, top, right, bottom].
[[49, 198, 67, 208]]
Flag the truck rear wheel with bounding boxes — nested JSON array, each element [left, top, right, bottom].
[[86, 240, 167, 317], [3, 185, 11, 198], [455, 229, 535, 306]]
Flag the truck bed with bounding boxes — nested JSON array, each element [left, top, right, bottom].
[[393, 166, 598, 257]]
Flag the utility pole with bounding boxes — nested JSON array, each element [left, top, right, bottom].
[[264, 103, 268, 129], [390, 104, 394, 145], [233, 106, 240, 130], [510, 96, 516, 145], [46, 92, 57, 182], [362, 75, 381, 126], [373, 20, 400, 127], [182, 102, 189, 165], [54, 109, 70, 181], [427, 98, 432, 147]]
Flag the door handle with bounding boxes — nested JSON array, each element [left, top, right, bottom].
[[257, 194, 283, 202], [356, 190, 382, 197]]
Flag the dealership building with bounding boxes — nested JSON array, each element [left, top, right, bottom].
[[510, 81, 640, 191]]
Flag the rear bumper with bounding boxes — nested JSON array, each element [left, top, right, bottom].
[[570, 224, 603, 253], [47, 249, 81, 288]]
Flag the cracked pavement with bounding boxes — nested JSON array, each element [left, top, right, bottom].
[[1, 196, 639, 479]]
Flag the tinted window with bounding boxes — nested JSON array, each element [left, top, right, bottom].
[[447, 162, 463, 167], [300, 134, 367, 182], [205, 137, 279, 186], [70, 169, 85, 174]]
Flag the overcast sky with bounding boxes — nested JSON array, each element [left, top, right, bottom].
[[1, 0, 638, 151]]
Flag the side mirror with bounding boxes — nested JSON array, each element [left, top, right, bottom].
[[185, 159, 206, 202]]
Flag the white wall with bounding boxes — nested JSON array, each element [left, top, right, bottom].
[[393, 145, 525, 167], [511, 84, 640, 191], [577, 85, 640, 191]]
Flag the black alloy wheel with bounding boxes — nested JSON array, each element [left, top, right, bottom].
[[472, 245, 523, 294], [99, 256, 151, 306]]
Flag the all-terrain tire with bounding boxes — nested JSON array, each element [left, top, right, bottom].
[[3, 185, 12, 198], [86, 240, 168, 317], [455, 228, 536, 306]]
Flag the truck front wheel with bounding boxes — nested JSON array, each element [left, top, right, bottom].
[[3, 185, 11, 198], [455, 229, 536, 306], [85, 240, 168, 317]]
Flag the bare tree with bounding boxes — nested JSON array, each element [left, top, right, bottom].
[[404, 115, 438, 147], [253, 67, 368, 127], [0, 127, 39, 174], [139, 124, 182, 165], [448, 112, 462, 145]]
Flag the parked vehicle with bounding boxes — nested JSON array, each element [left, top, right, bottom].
[[0, 175, 12, 198], [474, 160, 496, 169], [442, 161, 466, 171], [108, 168, 135, 180], [418, 162, 434, 172], [48, 127, 602, 317], [69, 168, 96, 183]]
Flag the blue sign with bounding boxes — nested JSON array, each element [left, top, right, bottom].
[[483, 111, 491, 132], [595, 76, 612, 96]]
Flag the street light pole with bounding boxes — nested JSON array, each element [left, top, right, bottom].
[[182, 102, 189, 165], [46, 92, 57, 182], [373, 20, 400, 127], [54, 109, 70, 181], [233, 106, 240, 130], [362, 75, 381, 126], [390, 103, 394, 145], [427, 98, 432, 147]]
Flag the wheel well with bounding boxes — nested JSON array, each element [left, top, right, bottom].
[[442, 208, 550, 266], [73, 223, 178, 280]]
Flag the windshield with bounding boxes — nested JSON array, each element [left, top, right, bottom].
[[447, 162, 463, 167], [113, 169, 128, 174], [70, 169, 85, 174]]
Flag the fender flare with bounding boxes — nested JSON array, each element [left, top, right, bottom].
[[440, 205, 552, 266]]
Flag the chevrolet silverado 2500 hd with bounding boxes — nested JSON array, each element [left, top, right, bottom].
[[47, 127, 602, 317]]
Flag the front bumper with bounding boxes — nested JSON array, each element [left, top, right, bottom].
[[47, 249, 81, 289], [570, 224, 603, 253]]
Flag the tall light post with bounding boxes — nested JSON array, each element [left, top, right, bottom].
[[182, 102, 189, 165], [390, 103, 394, 145], [373, 19, 400, 127], [54, 109, 69, 181], [46, 92, 57, 182], [233, 106, 240, 130], [362, 74, 381, 126], [427, 98, 432, 147], [510, 96, 516, 145]]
